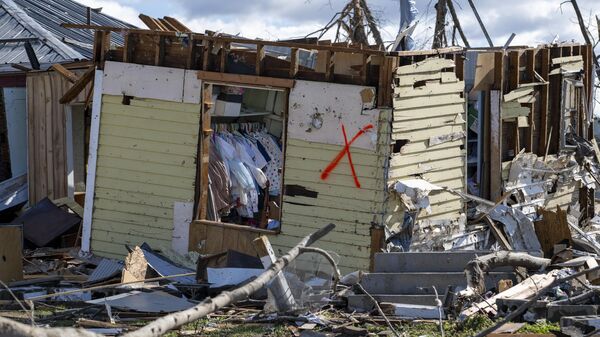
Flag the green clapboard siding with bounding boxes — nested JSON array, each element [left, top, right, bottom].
[[90, 95, 200, 259], [271, 110, 391, 274]]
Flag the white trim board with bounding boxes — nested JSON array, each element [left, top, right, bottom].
[[81, 68, 104, 253]]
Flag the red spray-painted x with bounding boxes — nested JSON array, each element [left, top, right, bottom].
[[320, 123, 374, 188]]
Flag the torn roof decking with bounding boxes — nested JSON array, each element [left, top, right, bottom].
[[0, 0, 133, 70]]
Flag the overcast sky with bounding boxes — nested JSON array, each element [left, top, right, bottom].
[[76, 0, 600, 50]]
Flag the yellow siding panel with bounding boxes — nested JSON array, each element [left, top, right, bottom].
[[100, 124, 198, 146], [91, 95, 200, 257], [386, 60, 466, 244]]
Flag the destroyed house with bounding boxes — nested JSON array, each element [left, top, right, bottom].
[[0, 0, 132, 214], [61, 23, 596, 273]]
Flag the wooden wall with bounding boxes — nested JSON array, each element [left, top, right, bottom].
[[90, 95, 200, 258], [26, 70, 91, 204]]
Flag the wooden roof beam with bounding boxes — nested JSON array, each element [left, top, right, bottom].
[[139, 14, 165, 31], [60, 66, 95, 104], [51, 63, 78, 83], [158, 18, 179, 32], [163, 16, 192, 32]]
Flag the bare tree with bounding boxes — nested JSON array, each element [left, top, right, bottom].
[[305, 0, 385, 50]]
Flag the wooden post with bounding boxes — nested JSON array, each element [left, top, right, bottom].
[[219, 43, 227, 73], [122, 33, 131, 63], [538, 48, 550, 154], [508, 51, 520, 155], [361, 54, 370, 85], [202, 40, 212, 71], [256, 43, 265, 76], [196, 83, 213, 220], [154, 36, 165, 66], [253, 236, 296, 311], [525, 49, 535, 152], [369, 225, 385, 272], [186, 35, 196, 69], [289, 47, 299, 78], [325, 51, 334, 81], [489, 52, 504, 201], [490, 90, 502, 201]]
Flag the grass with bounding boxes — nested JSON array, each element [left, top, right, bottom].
[[395, 315, 495, 337], [165, 323, 289, 337], [517, 320, 560, 334]]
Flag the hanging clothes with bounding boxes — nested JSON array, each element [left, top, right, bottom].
[[208, 145, 230, 213], [253, 130, 283, 196], [209, 122, 282, 221]]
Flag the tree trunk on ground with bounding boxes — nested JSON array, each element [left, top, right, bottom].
[[465, 251, 551, 294]]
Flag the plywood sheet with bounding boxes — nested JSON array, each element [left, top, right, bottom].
[[472, 53, 495, 92], [0, 225, 23, 282], [102, 61, 186, 103], [287, 80, 378, 151]]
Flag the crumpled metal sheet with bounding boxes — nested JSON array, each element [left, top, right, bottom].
[[11, 197, 81, 247], [140, 243, 196, 284], [489, 205, 542, 252], [87, 290, 195, 313], [87, 258, 124, 284]]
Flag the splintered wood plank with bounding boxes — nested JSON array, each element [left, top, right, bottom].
[[396, 57, 455, 75], [394, 81, 464, 98], [59, 66, 94, 104], [51, 64, 78, 83], [534, 207, 572, 257], [551, 55, 583, 64], [503, 87, 534, 102], [394, 93, 464, 109]]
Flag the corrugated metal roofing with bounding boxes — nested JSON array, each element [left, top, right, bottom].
[[0, 0, 134, 67]]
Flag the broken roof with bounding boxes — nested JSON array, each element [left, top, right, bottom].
[[0, 0, 134, 69]]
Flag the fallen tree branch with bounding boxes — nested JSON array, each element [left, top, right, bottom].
[[123, 223, 336, 337], [0, 317, 102, 337], [465, 251, 551, 294], [473, 265, 600, 337], [356, 283, 402, 337], [299, 246, 342, 289]]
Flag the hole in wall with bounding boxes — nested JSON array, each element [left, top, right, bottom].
[[392, 139, 409, 154]]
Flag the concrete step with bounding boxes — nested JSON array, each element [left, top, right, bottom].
[[374, 251, 541, 273], [360, 271, 515, 295], [373, 251, 495, 273], [347, 294, 441, 312]]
